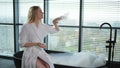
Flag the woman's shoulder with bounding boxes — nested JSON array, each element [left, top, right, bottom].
[[21, 23, 31, 29]]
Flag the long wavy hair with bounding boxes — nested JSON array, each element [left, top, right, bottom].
[[27, 6, 40, 23]]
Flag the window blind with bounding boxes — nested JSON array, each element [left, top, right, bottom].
[[83, 0, 120, 61]]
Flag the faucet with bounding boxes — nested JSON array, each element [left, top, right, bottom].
[[100, 22, 112, 68]]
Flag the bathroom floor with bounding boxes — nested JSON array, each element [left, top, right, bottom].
[[0, 58, 15, 68]]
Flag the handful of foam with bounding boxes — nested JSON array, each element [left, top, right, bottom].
[[60, 13, 69, 20]]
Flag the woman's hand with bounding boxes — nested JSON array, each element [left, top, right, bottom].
[[53, 17, 62, 25], [37, 43, 46, 48], [52, 17, 62, 31]]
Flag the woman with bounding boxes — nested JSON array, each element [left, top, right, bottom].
[[19, 6, 61, 68]]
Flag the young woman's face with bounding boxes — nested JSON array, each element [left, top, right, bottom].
[[37, 8, 43, 19]]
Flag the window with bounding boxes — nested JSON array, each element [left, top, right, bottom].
[[47, 0, 80, 52], [0, 0, 14, 56], [48, 27, 79, 52], [0, 0, 13, 23], [83, 0, 120, 61], [0, 0, 120, 62]]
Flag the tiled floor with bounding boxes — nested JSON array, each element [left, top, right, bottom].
[[0, 58, 15, 68]]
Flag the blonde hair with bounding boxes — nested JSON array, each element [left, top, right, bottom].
[[27, 6, 40, 23]]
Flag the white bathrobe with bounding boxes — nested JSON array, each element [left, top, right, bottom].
[[19, 23, 57, 68]]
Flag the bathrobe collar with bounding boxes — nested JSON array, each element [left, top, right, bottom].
[[31, 23, 42, 42]]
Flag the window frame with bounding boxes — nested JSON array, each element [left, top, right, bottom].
[[0, 0, 15, 57]]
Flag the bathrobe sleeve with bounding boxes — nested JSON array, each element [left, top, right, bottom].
[[44, 24, 59, 34], [19, 24, 29, 47]]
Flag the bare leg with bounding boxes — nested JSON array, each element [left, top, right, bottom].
[[36, 58, 46, 68], [44, 63, 50, 68], [36, 58, 50, 68]]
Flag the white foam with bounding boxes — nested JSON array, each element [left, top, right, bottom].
[[50, 52, 106, 67]]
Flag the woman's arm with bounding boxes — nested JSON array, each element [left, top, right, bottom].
[[24, 42, 46, 48]]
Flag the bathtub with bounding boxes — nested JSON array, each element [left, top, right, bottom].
[[13, 50, 106, 68]]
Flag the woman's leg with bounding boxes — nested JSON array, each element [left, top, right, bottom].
[[36, 57, 50, 68], [44, 63, 50, 68], [36, 58, 46, 68]]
